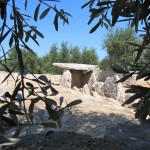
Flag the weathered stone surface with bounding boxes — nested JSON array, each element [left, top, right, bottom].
[[80, 84, 91, 95], [53, 63, 99, 71], [48, 75, 61, 85], [119, 90, 125, 103], [96, 82, 105, 96], [88, 73, 97, 93], [72, 86, 80, 91], [103, 75, 124, 101], [74, 72, 98, 96], [60, 70, 72, 88], [92, 91, 101, 98], [72, 74, 125, 102]]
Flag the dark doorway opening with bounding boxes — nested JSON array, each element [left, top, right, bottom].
[[70, 70, 93, 88]]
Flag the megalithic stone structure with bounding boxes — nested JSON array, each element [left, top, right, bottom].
[[53, 63, 99, 89]]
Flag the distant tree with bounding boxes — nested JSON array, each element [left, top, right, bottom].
[[7, 47, 18, 71], [35, 57, 43, 74], [99, 57, 111, 71], [81, 47, 98, 65], [7, 48, 39, 73], [141, 45, 150, 63], [22, 50, 39, 74], [70, 46, 81, 63], [43, 44, 56, 73], [39, 55, 50, 74], [38, 44, 62, 74], [101, 28, 140, 70], [48, 44, 61, 74], [58, 42, 70, 63], [49, 44, 59, 64]]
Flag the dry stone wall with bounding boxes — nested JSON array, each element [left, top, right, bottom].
[[0, 71, 62, 86], [0, 71, 18, 86]]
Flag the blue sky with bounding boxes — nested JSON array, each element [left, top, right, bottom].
[[2, 0, 131, 61]]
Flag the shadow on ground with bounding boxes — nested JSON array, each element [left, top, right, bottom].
[[1, 109, 150, 150], [61, 110, 150, 150]]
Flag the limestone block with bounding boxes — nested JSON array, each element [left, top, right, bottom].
[[92, 91, 101, 98], [88, 73, 97, 93], [60, 70, 72, 88], [80, 84, 91, 95], [103, 75, 124, 101], [96, 82, 105, 96], [49, 75, 61, 85], [53, 63, 99, 71]]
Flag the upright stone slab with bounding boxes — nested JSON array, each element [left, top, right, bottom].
[[80, 84, 91, 95], [103, 75, 124, 102], [96, 82, 105, 96], [88, 72, 97, 95], [60, 70, 72, 88]]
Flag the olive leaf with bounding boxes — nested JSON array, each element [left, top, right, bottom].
[[65, 99, 82, 108], [34, 3, 41, 21], [40, 7, 51, 20]]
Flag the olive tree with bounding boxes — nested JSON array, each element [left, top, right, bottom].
[[99, 28, 140, 71], [82, 0, 150, 121], [81, 47, 99, 65]]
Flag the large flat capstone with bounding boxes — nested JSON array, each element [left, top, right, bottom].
[[53, 63, 99, 71]]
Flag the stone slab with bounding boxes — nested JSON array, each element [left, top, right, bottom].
[[53, 63, 99, 71]]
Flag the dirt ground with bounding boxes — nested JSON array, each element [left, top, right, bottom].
[[0, 83, 150, 150]]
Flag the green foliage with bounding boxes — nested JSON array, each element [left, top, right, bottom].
[[141, 44, 150, 63], [82, 0, 150, 121], [100, 28, 140, 70], [99, 57, 111, 71], [38, 44, 61, 74], [81, 47, 99, 65], [58, 42, 70, 63], [0, 42, 100, 75], [49, 44, 59, 64], [70, 46, 81, 63], [6, 47, 39, 74]]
